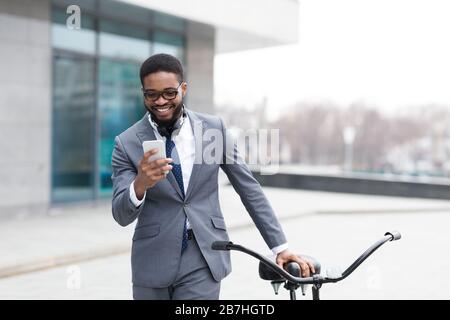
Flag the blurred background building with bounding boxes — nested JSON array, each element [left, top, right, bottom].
[[0, 0, 299, 215]]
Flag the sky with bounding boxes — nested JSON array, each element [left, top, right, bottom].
[[214, 0, 450, 120]]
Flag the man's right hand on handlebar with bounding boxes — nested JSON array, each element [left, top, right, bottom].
[[134, 148, 173, 200], [276, 249, 316, 278]]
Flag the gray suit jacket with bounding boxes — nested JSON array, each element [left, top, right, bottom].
[[111, 109, 287, 288]]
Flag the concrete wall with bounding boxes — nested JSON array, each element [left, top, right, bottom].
[[185, 21, 215, 114], [0, 0, 52, 216]]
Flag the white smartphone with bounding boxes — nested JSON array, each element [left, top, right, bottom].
[[142, 140, 168, 173]]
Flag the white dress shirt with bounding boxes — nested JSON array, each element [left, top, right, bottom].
[[129, 112, 288, 255]]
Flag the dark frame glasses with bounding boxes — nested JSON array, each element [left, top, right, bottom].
[[142, 82, 183, 102]]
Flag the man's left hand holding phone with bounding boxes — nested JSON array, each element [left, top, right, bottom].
[[134, 140, 173, 201]]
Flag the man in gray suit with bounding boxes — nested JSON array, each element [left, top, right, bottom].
[[111, 54, 314, 300]]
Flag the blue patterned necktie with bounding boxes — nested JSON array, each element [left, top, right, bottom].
[[164, 130, 188, 253]]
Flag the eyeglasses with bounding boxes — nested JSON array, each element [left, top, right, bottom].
[[142, 82, 183, 102]]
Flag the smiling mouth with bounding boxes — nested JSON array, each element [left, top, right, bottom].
[[153, 105, 174, 114]]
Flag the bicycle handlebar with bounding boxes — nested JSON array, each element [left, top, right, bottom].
[[211, 231, 401, 285]]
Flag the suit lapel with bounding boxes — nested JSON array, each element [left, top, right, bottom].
[[135, 112, 156, 142], [185, 109, 206, 201], [135, 112, 184, 199]]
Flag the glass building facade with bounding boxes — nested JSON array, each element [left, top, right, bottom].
[[50, 0, 186, 203]]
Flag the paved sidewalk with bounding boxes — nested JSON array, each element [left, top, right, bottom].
[[2, 172, 450, 279], [2, 208, 450, 299]]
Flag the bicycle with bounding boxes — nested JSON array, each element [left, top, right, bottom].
[[212, 231, 401, 300]]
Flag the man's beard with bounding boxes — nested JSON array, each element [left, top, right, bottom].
[[146, 101, 183, 128]]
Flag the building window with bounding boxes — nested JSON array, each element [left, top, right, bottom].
[[154, 11, 185, 33], [153, 31, 185, 63], [99, 20, 151, 61], [52, 55, 96, 202], [98, 59, 144, 195]]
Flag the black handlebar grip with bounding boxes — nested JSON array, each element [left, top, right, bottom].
[[211, 241, 233, 250], [385, 231, 401, 241]]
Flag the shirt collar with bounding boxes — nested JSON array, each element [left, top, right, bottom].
[[147, 110, 189, 139]]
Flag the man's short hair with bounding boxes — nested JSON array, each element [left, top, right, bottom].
[[140, 53, 184, 85]]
